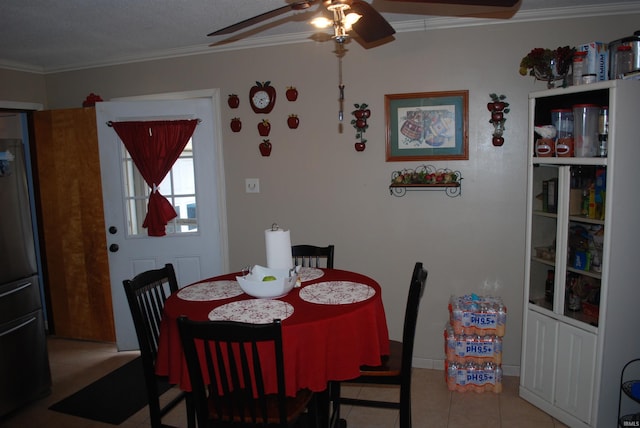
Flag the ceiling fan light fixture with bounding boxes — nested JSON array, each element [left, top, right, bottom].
[[325, 0, 350, 12], [311, 4, 359, 43], [311, 16, 333, 29], [344, 12, 362, 29], [330, 5, 356, 43]]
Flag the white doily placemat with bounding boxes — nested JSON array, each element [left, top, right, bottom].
[[177, 281, 243, 301], [208, 300, 294, 324], [298, 267, 324, 282], [299, 281, 375, 305]]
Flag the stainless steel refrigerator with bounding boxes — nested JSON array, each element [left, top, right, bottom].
[[0, 138, 51, 418]]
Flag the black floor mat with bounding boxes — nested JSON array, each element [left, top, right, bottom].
[[49, 356, 172, 425]]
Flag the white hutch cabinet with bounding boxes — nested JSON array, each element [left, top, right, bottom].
[[520, 80, 640, 428]]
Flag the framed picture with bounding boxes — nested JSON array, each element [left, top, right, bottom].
[[385, 90, 469, 161]]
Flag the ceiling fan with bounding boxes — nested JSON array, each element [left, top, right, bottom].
[[208, 0, 519, 45]]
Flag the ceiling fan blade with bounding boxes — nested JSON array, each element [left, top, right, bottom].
[[208, 1, 317, 36], [384, 0, 519, 6], [349, 0, 396, 44]]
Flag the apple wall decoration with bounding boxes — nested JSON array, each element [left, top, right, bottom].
[[259, 139, 272, 157], [257, 119, 271, 136], [230, 117, 242, 132], [287, 114, 299, 129], [488, 93, 509, 146], [249, 81, 276, 114], [228, 94, 240, 108], [286, 86, 298, 101], [351, 103, 371, 152]]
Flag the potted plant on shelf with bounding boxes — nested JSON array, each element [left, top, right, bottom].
[[519, 46, 575, 89]]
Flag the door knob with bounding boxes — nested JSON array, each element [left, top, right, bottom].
[[109, 244, 119, 253], [108, 226, 117, 234]]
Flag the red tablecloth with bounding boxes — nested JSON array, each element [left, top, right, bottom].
[[156, 268, 390, 397]]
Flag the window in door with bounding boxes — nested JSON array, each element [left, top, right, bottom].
[[121, 139, 197, 236]]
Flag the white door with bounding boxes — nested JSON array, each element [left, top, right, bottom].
[[96, 95, 228, 350]]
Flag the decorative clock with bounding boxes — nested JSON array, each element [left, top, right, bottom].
[[249, 81, 276, 114]]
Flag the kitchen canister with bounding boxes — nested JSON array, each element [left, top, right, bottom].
[[608, 30, 640, 80], [552, 109, 574, 157], [535, 138, 555, 157], [556, 137, 574, 157], [572, 104, 599, 157], [551, 109, 573, 139]]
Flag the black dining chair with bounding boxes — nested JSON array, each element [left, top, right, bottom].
[[176, 316, 316, 428], [122, 263, 194, 428], [333, 262, 428, 428], [292, 244, 335, 268]]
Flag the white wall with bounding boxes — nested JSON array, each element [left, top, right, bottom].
[[0, 113, 22, 138], [5, 11, 639, 375]]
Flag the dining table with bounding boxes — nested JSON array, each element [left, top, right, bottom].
[[155, 267, 390, 426]]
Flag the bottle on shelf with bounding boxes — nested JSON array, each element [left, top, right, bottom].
[[566, 274, 582, 312], [572, 51, 587, 86], [545, 269, 554, 302], [598, 106, 608, 158]]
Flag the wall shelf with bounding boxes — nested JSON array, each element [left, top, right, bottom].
[[389, 183, 461, 197], [389, 165, 462, 197]]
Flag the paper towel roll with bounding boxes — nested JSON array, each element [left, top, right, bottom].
[[265, 227, 293, 269]]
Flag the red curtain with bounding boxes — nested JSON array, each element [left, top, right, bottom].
[[111, 119, 198, 236]]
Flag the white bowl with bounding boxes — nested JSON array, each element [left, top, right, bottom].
[[236, 265, 297, 299]]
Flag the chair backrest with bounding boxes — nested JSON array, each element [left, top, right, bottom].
[[122, 264, 180, 428], [122, 263, 179, 365], [400, 262, 428, 384], [291, 244, 335, 268], [177, 317, 290, 427]]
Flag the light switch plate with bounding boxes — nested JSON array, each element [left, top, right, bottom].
[[245, 178, 260, 193]]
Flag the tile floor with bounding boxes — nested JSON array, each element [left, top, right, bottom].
[[1, 337, 569, 428]]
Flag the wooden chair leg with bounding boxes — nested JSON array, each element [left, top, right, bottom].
[[329, 382, 347, 428], [399, 387, 411, 428], [185, 392, 195, 428]]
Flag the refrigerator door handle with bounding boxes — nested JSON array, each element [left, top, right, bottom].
[[0, 316, 37, 337], [0, 281, 33, 299]]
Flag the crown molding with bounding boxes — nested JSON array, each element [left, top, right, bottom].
[[2, 2, 639, 74]]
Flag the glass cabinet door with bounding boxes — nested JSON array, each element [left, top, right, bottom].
[[564, 165, 604, 327], [528, 163, 603, 328], [529, 165, 560, 311]]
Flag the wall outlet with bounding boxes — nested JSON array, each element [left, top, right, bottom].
[[245, 178, 260, 193]]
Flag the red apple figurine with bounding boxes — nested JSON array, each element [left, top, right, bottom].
[[491, 112, 504, 122], [286, 86, 298, 101], [228, 94, 239, 108], [259, 140, 272, 156], [257, 119, 271, 136], [230, 118, 242, 132], [82, 93, 103, 107], [355, 142, 366, 152], [287, 114, 299, 129], [493, 136, 505, 146]]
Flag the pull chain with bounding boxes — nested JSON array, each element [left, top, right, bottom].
[[337, 42, 345, 122]]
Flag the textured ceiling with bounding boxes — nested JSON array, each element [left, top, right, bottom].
[[0, 0, 636, 73]]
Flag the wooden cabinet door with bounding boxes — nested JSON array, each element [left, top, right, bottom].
[[555, 322, 596, 424], [521, 310, 558, 403], [33, 107, 115, 342]]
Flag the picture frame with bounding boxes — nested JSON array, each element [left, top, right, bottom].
[[385, 90, 469, 161]]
